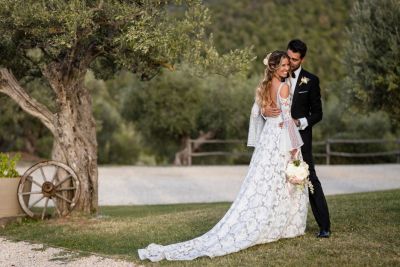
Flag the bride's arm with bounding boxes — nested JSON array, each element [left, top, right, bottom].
[[279, 84, 304, 151], [247, 102, 265, 147]]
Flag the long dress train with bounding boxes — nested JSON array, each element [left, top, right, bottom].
[[138, 82, 308, 261]]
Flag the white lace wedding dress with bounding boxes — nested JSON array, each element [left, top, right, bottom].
[[138, 82, 308, 262]]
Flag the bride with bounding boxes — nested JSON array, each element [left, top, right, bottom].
[[138, 50, 308, 262]]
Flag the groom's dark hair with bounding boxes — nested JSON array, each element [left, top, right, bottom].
[[287, 39, 307, 59]]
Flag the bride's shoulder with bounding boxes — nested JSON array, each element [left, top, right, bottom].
[[281, 82, 289, 90], [279, 82, 290, 98]]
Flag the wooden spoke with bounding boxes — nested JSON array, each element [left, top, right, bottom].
[[41, 197, 50, 220], [29, 196, 45, 209], [55, 193, 72, 204], [56, 187, 77, 191], [20, 191, 42, 195], [52, 198, 62, 217], [40, 167, 47, 182], [54, 175, 72, 187], [51, 167, 60, 183], [26, 176, 43, 188]]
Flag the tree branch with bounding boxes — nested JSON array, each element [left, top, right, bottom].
[[41, 62, 66, 99], [78, 42, 103, 71], [0, 68, 56, 135], [174, 131, 215, 166]]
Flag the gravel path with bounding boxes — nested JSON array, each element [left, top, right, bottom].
[[96, 164, 400, 205], [0, 238, 138, 267]]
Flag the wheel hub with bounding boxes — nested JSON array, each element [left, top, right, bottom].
[[42, 181, 56, 197]]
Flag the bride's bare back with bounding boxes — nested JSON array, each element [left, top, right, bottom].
[[267, 79, 290, 108]]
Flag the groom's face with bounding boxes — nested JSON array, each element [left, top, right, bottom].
[[287, 49, 304, 72]]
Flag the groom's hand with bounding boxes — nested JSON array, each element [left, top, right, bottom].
[[262, 106, 280, 117]]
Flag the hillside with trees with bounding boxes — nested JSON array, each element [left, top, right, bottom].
[[1, 0, 398, 165]]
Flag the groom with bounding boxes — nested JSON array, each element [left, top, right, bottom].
[[263, 39, 331, 238]]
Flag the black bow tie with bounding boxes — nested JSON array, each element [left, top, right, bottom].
[[291, 72, 296, 79]]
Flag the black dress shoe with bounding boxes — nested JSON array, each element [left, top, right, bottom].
[[316, 230, 330, 238]]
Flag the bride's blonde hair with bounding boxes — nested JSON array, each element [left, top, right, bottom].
[[256, 50, 289, 108]]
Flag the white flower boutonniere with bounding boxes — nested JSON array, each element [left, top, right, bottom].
[[299, 76, 310, 86]]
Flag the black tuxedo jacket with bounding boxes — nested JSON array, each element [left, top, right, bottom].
[[291, 68, 323, 154]]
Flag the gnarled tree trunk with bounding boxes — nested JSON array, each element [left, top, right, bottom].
[[45, 64, 99, 213]]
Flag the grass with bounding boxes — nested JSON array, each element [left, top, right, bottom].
[[1, 189, 400, 266]]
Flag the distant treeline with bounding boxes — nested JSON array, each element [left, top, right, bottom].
[[0, 0, 398, 164]]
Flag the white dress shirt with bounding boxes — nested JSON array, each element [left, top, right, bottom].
[[290, 66, 308, 130], [290, 66, 302, 94]]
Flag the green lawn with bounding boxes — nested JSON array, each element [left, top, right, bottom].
[[1, 190, 400, 266]]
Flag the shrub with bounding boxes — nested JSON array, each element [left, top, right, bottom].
[[0, 153, 21, 178]]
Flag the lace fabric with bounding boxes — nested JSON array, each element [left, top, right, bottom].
[[247, 102, 265, 147], [277, 82, 304, 152], [138, 82, 308, 262]]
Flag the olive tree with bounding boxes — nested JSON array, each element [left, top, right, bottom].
[[345, 0, 400, 127], [0, 0, 251, 213]]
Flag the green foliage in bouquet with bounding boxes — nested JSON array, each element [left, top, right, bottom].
[[292, 160, 301, 167], [0, 153, 21, 178]]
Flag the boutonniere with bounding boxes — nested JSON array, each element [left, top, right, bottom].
[[299, 76, 310, 86]]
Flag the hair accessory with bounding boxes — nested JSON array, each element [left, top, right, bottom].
[[263, 53, 272, 66]]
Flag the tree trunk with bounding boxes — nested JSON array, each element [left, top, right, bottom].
[[52, 81, 98, 214], [174, 131, 215, 166], [174, 136, 190, 166], [41, 59, 99, 214]]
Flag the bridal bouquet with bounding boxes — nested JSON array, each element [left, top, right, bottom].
[[285, 159, 314, 194]]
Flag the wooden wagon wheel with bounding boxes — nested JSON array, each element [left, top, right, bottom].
[[17, 161, 80, 219]]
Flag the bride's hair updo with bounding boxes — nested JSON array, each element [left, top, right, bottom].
[[256, 50, 289, 108]]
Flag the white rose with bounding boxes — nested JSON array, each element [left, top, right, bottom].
[[286, 163, 297, 176], [296, 168, 308, 179], [300, 161, 309, 171]]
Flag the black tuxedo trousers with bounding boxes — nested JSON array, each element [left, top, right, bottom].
[[299, 128, 330, 232]]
